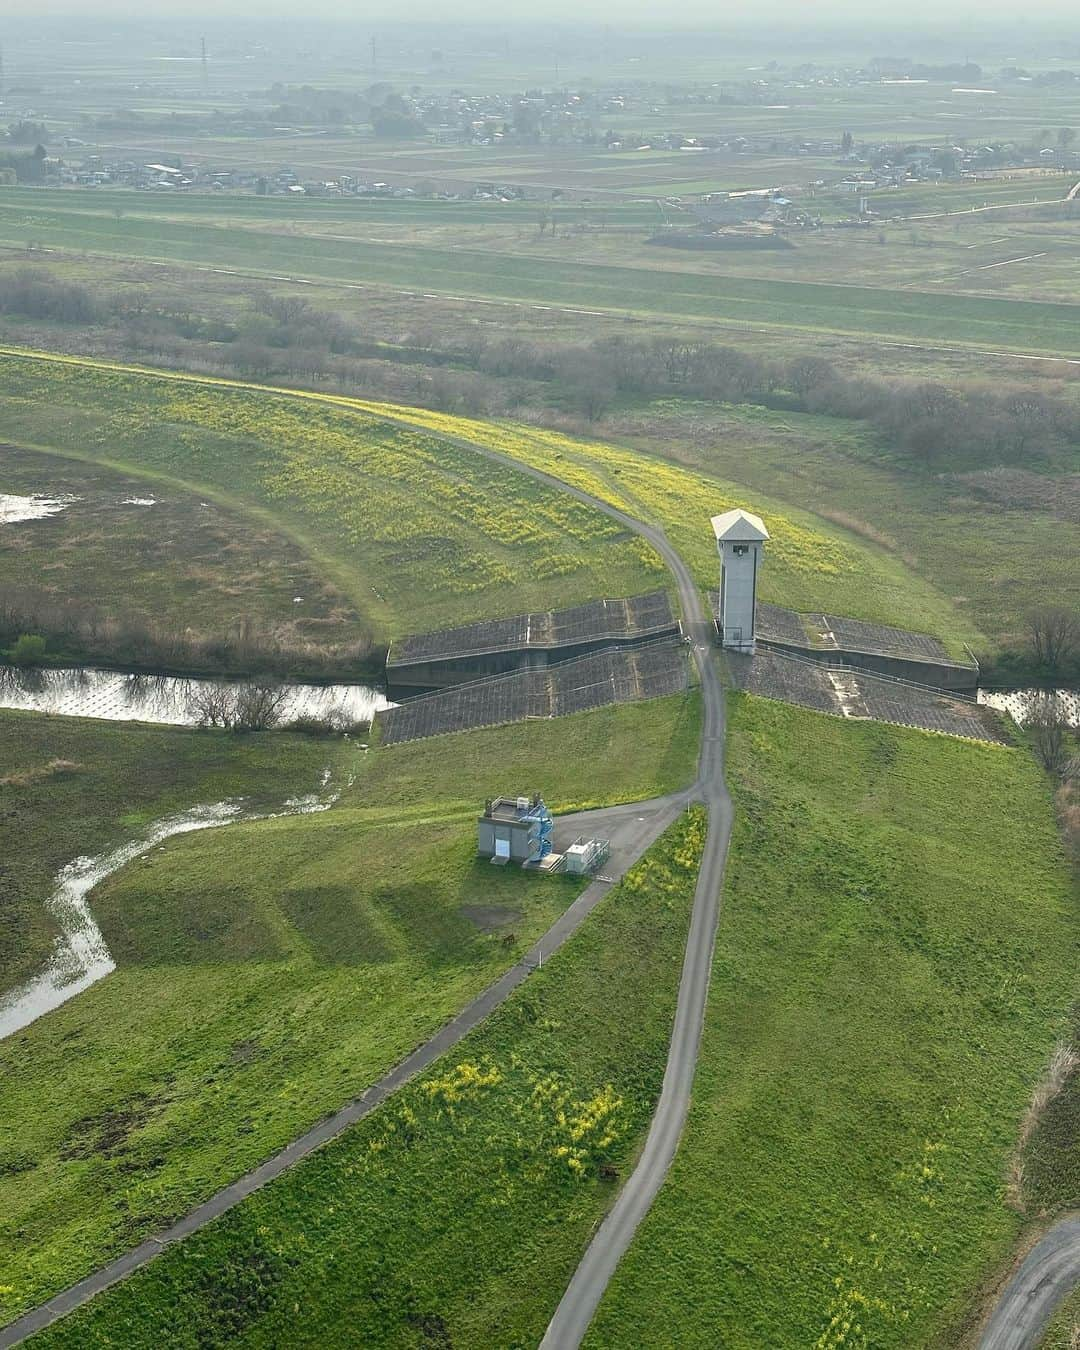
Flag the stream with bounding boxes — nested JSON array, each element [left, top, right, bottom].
[[0, 775, 345, 1042]]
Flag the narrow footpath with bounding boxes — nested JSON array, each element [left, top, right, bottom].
[[0, 428, 732, 1348]]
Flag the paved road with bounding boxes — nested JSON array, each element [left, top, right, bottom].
[[979, 1217, 1080, 1350], [0, 417, 730, 1347], [404, 425, 735, 1347]]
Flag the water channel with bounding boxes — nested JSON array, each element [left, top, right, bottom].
[[0, 776, 347, 1042], [0, 664, 391, 727]]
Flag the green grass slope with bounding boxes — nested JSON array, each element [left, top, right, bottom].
[[0, 353, 665, 638], [0, 692, 699, 1324], [0, 710, 340, 990], [586, 695, 1076, 1349], [28, 809, 706, 1349]]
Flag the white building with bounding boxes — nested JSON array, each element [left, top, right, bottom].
[[712, 508, 769, 652]]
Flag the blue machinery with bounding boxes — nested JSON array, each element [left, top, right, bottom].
[[524, 796, 554, 863]]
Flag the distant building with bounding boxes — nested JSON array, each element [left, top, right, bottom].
[[712, 508, 769, 652]]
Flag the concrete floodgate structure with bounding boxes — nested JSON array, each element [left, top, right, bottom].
[[755, 600, 979, 692], [386, 591, 680, 695], [377, 640, 689, 745], [726, 646, 1007, 743]]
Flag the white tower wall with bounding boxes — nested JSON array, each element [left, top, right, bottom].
[[718, 540, 762, 651], [711, 508, 769, 653]]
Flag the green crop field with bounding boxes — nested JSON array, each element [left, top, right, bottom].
[[3, 193, 1080, 352], [0, 690, 700, 1324], [26, 807, 705, 1349], [584, 695, 1076, 1349], [0, 352, 666, 639]]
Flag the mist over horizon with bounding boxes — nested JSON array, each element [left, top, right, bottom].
[[3, 0, 1080, 29]]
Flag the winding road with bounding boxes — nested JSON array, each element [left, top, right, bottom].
[[0, 424, 732, 1347], [979, 1218, 1080, 1350]]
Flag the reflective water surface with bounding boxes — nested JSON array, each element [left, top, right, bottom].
[[0, 777, 348, 1041], [0, 664, 390, 727]]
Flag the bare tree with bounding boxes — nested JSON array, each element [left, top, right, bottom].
[[1028, 608, 1080, 674], [187, 681, 288, 731], [1028, 698, 1069, 775]]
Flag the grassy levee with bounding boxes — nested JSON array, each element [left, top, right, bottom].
[[3, 197, 1080, 352], [1038, 1283, 1080, 1348], [0, 692, 700, 1325], [618, 399, 1080, 655], [24, 808, 706, 1349], [365, 407, 982, 654], [584, 695, 1076, 1349], [0, 443, 375, 672], [0, 349, 978, 653], [0, 710, 341, 991], [0, 353, 666, 639]]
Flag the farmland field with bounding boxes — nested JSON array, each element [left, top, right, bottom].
[[0, 689, 700, 1324], [4, 192, 1080, 352], [584, 695, 1076, 1349]]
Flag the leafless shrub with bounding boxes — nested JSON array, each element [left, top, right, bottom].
[[187, 681, 287, 732], [1029, 607, 1080, 675], [1029, 697, 1071, 775]]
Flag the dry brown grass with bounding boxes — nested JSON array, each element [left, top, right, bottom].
[[0, 758, 82, 789], [1007, 1039, 1080, 1212]]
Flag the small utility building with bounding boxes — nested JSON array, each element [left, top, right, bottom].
[[478, 795, 554, 866], [712, 508, 769, 652]]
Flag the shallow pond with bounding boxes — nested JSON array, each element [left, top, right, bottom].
[[0, 665, 391, 727]]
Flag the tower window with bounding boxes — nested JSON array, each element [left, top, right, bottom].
[[732, 544, 749, 556]]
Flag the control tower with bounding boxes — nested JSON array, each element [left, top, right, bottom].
[[711, 508, 769, 652]]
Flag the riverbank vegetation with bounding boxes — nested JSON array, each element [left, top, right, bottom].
[[0, 690, 699, 1325], [0, 709, 339, 992], [584, 694, 1075, 1349], [29, 808, 705, 1350]]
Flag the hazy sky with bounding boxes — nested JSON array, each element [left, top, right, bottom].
[[4, 0, 1078, 22]]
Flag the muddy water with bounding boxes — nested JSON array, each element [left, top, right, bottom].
[[978, 688, 1080, 728], [0, 665, 390, 727], [0, 778, 346, 1041]]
